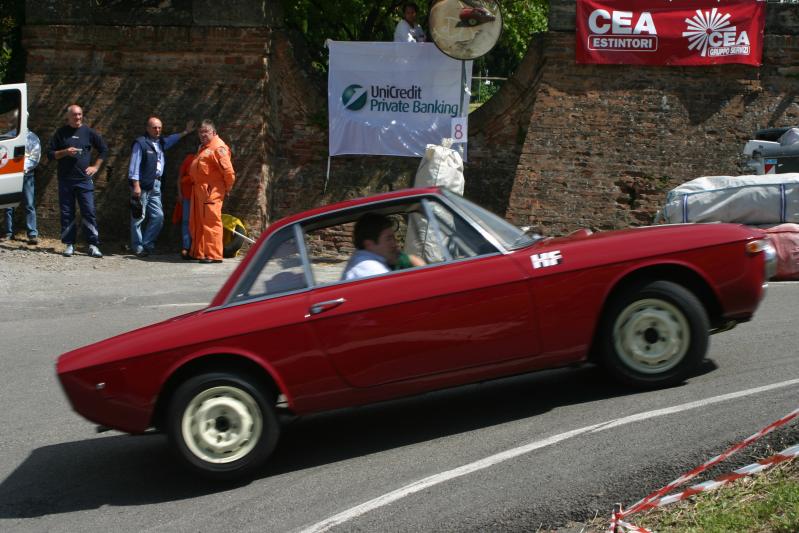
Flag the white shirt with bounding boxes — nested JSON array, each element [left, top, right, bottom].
[[342, 250, 391, 280], [4, 129, 41, 173], [394, 19, 426, 43]]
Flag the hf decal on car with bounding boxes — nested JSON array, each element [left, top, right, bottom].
[[531, 250, 563, 269]]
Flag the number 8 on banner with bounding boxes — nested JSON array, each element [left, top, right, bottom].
[[451, 117, 468, 144]]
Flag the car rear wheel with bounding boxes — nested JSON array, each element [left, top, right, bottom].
[[166, 372, 279, 480], [599, 280, 709, 388]]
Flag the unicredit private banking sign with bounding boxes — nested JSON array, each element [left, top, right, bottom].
[[576, 0, 765, 66]]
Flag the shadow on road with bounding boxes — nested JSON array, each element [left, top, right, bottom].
[[0, 433, 232, 519], [0, 361, 716, 518]]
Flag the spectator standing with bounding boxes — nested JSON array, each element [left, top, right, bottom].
[[394, 2, 426, 42], [175, 152, 195, 259], [47, 104, 108, 258], [189, 120, 235, 263], [127, 116, 194, 257], [1, 110, 41, 244]]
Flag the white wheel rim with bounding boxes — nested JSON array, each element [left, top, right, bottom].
[[181, 385, 263, 464], [613, 298, 690, 374]]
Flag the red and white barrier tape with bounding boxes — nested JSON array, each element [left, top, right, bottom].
[[655, 444, 799, 507], [613, 519, 652, 533], [607, 405, 798, 533], [609, 444, 799, 532]]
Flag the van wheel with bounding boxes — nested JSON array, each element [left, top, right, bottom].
[[599, 281, 709, 388], [166, 372, 279, 480]]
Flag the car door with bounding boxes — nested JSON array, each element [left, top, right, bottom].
[[0, 83, 27, 208], [221, 225, 328, 396], [306, 200, 540, 388]]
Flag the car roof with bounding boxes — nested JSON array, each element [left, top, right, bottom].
[[269, 186, 443, 231]]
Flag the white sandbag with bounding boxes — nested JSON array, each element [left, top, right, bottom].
[[406, 140, 465, 262], [413, 139, 465, 194], [660, 174, 799, 225]]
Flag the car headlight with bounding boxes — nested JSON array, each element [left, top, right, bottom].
[[746, 238, 777, 280]]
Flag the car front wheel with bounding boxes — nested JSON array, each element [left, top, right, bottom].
[[166, 372, 279, 480], [599, 280, 709, 388]]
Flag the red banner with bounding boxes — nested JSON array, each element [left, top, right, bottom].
[[576, 0, 765, 66]]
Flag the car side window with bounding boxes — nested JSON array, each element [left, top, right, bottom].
[[422, 199, 498, 260], [404, 208, 448, 264], [304, 221, 355, 284], [231, 226, 307, 302], [298, 198, 499, 287]]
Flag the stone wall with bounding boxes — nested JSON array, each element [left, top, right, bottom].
[[18, 1, 799, 246], [19, 0, 537, 246], [507, 1, 799, 235], [22, 1, 284, 245]]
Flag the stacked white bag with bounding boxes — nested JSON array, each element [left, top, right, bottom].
[[413, 139, 465, 194], [405, 140, 464, 262], [659, 173, 799, 225]]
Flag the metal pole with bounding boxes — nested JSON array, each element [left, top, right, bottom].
[[459, 60, 468, 161]]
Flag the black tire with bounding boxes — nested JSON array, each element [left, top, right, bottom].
[[598, 280, 709, 389], [166, 372, 279, 481]]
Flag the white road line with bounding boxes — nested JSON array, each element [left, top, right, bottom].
[[299, 378, 799, 533]]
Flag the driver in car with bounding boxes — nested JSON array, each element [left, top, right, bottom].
[[342, 213, 423, 280]]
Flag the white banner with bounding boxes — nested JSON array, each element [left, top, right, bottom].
[[327, 41, 472, 158]]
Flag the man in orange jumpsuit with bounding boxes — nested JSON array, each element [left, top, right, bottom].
[[189, 119, 236, 263]]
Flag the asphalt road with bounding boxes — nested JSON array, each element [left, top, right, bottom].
[[0, 246, 797, 533]]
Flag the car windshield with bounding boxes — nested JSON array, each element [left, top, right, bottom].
[[442, 189, 539, 250]]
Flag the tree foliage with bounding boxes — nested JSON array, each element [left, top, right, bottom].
[[0, 0, 24, 83], [280, 0, 548, 77]]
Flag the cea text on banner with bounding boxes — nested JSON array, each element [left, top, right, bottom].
[[328, 41, 472, 158], [576, 0, 765, 66]]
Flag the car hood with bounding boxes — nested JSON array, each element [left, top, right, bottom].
[[57, 308, 204, 375]]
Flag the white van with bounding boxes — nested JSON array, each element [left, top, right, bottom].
[[742, 126, 799, 175], [0, 83, 28, 208]]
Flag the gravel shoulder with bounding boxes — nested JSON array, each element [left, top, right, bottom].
[[0, 236, 242, 310]]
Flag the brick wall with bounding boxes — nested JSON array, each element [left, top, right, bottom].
[[22, 0, 278, 245], [19, 1, 799, 245], [506, 1, 799, 235]]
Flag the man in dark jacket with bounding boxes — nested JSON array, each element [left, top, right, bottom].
[[48, 104, 108, 258], [127, 116, 194, 257]]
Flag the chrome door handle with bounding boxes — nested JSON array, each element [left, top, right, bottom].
[[309, 298, 346, 315]]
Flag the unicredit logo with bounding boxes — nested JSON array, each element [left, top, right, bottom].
[[342, 84, 367, 111]]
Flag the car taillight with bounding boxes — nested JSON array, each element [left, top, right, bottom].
[[746, 238, 777, 280]]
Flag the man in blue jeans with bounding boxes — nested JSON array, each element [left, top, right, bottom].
[[1, 112, 40, 244], [128, 116, 194, 257], [48, 104, 108, 258]]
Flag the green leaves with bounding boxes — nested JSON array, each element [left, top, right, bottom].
[[280, 0, 548, 77], [0, 1, 24, 83]]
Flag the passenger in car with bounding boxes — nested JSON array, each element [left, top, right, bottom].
[[341, 213, 423, 280]]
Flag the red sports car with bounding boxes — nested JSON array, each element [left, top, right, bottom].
[[458, 6, 496, 27], [57, 188, 776, 479]]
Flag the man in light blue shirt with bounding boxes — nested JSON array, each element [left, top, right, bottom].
[[342, 213, 400, 280], [128, 116, 194, 257], [1, 111, 41, 244]]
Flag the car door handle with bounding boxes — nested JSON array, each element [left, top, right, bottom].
[[13, 145, 24, 158], [309, 298, 346, 315]]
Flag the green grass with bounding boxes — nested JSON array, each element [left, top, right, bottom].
[[586, 459, 799, 532]]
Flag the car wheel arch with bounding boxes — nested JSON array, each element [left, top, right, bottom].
[[588, 263, 722, 360], [151, 353, 288, 432]]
